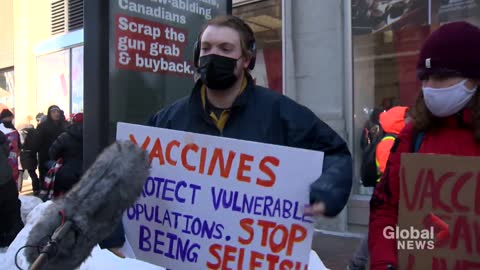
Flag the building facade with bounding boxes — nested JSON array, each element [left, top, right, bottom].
[[1, 0, 479, 233], [0, 0, 83, 123], [0, 0, 15, 111]]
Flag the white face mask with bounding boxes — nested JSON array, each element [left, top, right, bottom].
[[422, 80, 477, 117]]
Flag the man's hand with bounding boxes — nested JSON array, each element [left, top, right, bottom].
[[304, 202, 326, 216]]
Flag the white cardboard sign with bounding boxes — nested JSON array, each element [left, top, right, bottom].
[[116, 122, 324, 270]]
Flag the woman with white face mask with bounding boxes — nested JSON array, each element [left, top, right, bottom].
[[368, 21, 480, 270]]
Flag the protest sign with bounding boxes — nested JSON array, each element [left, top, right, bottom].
[[398, 154, 480, 270], [108, 0, 228, 136], [116, 122, 323, 270]]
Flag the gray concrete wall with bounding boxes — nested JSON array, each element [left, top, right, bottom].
[[284, 0, 351, 231]]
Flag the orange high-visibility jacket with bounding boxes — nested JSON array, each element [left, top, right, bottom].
[[375, 106, 408, 174]]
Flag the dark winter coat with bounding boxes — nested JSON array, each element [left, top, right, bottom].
[[20, 127, 38, 170], [33, 106, 67, 168], [0, 179, 24, 247], [0, 131, 13, 186], [49, 123, 83, 193], [148, 75, 353, 217]]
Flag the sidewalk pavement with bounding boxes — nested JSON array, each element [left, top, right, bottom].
[[312, 231, 367, 270]]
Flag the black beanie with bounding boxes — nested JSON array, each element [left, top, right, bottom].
[[0, 109, 13, 120]]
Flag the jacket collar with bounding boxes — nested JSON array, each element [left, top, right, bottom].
[[443, 108, 473, 128], [200, 77, 248, 110]]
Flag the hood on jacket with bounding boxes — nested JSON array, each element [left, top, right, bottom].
[[67, 123, 83, 141], [46, 105, 62, 122], [379, 106, 408, 135]]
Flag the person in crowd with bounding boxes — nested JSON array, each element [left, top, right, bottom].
[[349, 106, 409, 270], [48, 113, 83, 196], [60, 109, 67, 122], [360, 108, 383, 151], [0, 109, 16, 130], [0, 109, 21, 189], [32, 105, 67, 188], [0, 130, 24, 247], [19, 124, 41, 196], [374, 106, 409, 175], [148, 15, 352, 218], [369, 21, 480, 270], [35, 112, 46, 125]]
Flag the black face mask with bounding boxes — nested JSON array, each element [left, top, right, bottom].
[[2, 121, 14, 129], [198, 54, 238, 91]]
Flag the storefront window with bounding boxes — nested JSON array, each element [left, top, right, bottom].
[[351, 0, 480, 195], [71, 46, 84, 113], [36, 50, 71, 116], [0, 67, 15, 110], [233, 0, 283, 93], [36, 45, 84, 118]]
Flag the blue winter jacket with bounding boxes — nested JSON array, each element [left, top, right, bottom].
[[148, 76, 352, 217]]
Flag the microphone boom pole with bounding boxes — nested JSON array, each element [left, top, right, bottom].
[[24, 141, 150, 270], [29, 220, 73, 270]]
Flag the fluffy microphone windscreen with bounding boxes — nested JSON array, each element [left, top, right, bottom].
[[25, 141, 150, 270]]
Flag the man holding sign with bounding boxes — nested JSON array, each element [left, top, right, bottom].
[[369, 21, 480, 270], [148, 15, 352, 219]]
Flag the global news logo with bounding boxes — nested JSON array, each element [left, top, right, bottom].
[[383, 226, 435, 250]]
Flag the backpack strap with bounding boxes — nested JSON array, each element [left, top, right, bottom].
[[413, 132, 424, 153]]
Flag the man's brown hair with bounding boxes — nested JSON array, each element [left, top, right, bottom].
[[199, 15, 255, 58]]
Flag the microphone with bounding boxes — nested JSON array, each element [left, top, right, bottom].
[[24, 141, 150, 270]]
